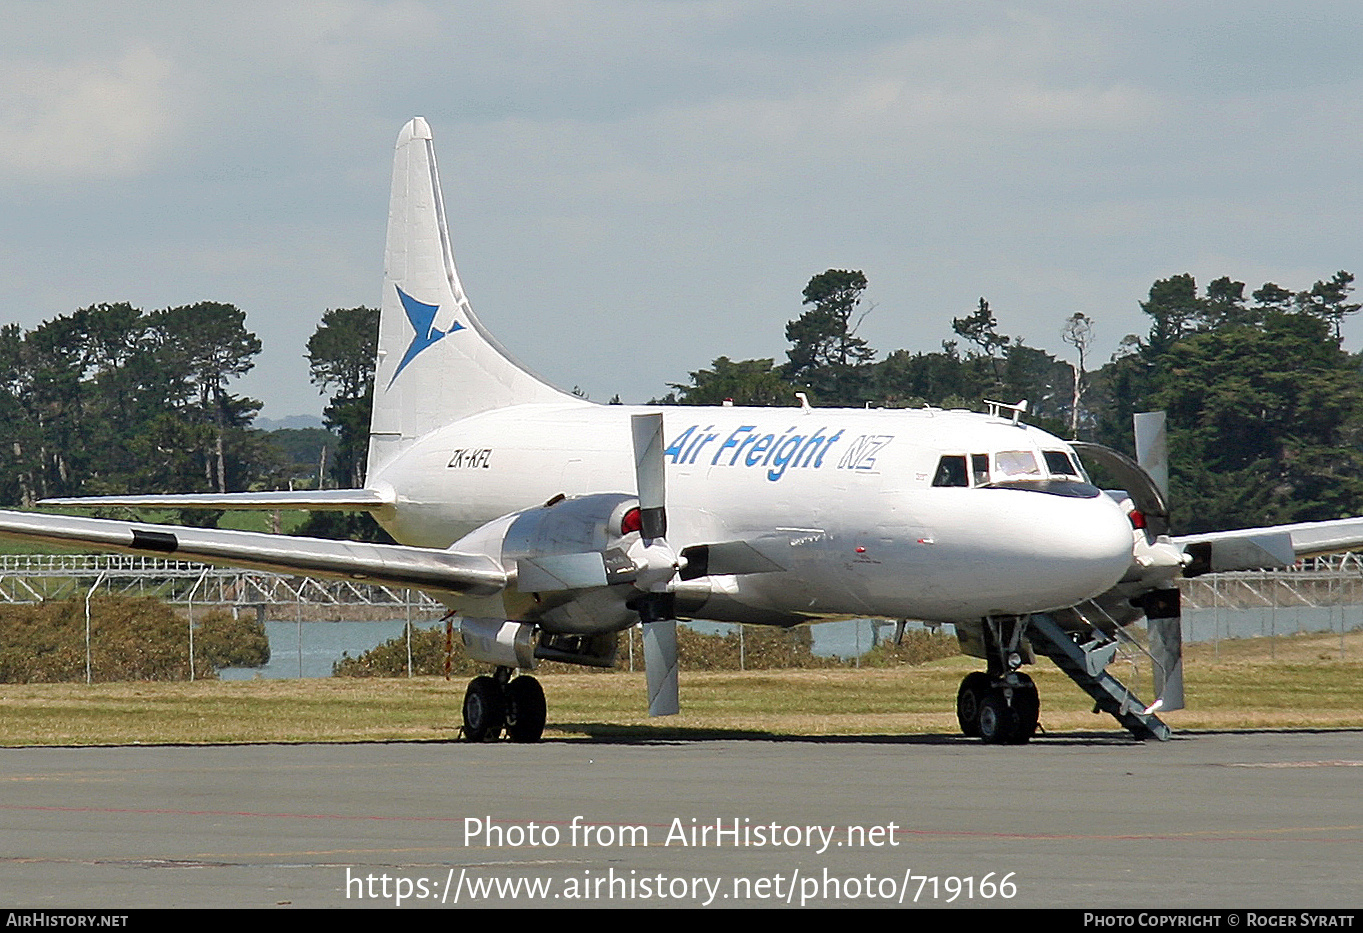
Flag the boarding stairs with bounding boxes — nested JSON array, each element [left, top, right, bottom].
[[1027, 613, 1171, 741]]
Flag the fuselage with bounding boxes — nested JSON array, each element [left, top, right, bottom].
[[367, 402, 1135, 627]]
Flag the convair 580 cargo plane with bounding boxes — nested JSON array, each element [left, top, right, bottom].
[[6, 118, 1363, 743]]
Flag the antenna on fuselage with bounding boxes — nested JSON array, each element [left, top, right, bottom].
[[984, 399, 1029, 425]]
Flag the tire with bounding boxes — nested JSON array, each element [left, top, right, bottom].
[[462, 675, 506, 742], [977, 691, 1017, 744], [505, 676, 546, 743], [1008, 673, 1039, 745], [956, 672, 991, 737]]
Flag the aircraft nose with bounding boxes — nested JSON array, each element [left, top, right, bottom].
[[1039, 492, 1134, 597]]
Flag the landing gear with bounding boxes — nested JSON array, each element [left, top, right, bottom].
[[954, 616, 1042, 744], [956, 672, 1039, 744], [462, 670, 545, 743]]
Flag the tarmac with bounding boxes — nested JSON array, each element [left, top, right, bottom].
[[1, 729, 1360, 909]]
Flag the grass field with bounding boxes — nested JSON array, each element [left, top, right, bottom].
[[0, 629, 1358, 746]]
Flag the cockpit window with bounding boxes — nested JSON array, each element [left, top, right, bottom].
[[1042, 450, 1081, 478], [932, 455, 969, 487], [994, 450, 1041, 478], [971, 454, 990, 486]]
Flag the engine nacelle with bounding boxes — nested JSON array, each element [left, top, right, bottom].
[[449, 493, 643, 632], [502, 492, 638, 563], [461, 617, 538, 669], [449, 492, 713, 633]]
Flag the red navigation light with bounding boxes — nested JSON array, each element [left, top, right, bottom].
[[1129, 509, 1147, 530], [621, 507, 642, 536]]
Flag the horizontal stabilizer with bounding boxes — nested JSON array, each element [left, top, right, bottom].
[[0, 509, 504, 597], [40, 489, 392, 512]]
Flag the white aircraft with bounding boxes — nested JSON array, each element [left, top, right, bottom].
[[5, 117, 1363, 744]]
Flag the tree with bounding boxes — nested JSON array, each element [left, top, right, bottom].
[[307, 307, 379, 488], [148, 302, 262, 493], [1251, 282, 1294, 314], [1149, 310, 1363, 532], [1203, 276, 1253, 329], [951, 298, 1010, 392], [1296, 271, 1360, 340], [785, 270, 874, 377], [664, 357, 794, 406], [1061, 312, 1094, 437], [1141, 274, 1203, 353]]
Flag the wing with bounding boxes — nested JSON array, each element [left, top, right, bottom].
[[0, 509, 505, 598], [38, 488, 391, 511], [1175, 515, 1363, 568]]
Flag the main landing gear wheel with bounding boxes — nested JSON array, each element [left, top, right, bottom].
[[505, 676, 546, 743], [956, 672, 991, 737], [462, 675, 506, 742]]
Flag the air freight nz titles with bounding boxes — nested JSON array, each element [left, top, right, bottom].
[[664, 423, 891, 481]]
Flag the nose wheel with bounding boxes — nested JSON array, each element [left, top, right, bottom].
[[462, 670, 546, 742], [956, 672, 1039, 744]]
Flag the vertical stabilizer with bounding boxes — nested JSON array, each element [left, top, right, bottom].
[[368, 118, 575, 475]]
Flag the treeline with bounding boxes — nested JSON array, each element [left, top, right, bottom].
[[0, 302, 371, 523], [0, 301, 270, 508], [662, 270, 1363, 534], [4, 271, 1360, 538]]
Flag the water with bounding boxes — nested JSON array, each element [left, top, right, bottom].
[[219, 608, 1358, 680], [220, 617, 946, 679], [219, 619, 440, 680], [1181, 604, 1360, 643]]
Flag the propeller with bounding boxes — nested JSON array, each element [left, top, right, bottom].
[[1132, 411, 1183, 712], [629, 412, 681, 717], [1076, 412, 1294, 712], [500, 411, 784, 717], [1074, 413, 1185, 711]]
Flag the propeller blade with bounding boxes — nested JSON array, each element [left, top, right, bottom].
[[1179, 532, 1296, 576], [678, 540, 786, 580], [1143, 588, 1185, 711], [643, 618, 680, 717], [1133, 410, 1170, 500], [631, 412, 667, 540], [635, 592, 680, 717]]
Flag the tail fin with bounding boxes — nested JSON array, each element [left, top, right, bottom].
[[368, 117, 575, 476]]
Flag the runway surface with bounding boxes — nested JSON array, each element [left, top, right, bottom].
[[1, 730, 1360, 908]]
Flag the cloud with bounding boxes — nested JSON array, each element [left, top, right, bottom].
[[0, 46, 178, 184]]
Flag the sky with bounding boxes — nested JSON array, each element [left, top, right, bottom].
[[3, 2, 1362, 420]]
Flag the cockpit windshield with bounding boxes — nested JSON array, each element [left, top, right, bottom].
[[993, 450, 1041, 479], [931, 447, 1098, 497], [1042, 450, 1082, 479]]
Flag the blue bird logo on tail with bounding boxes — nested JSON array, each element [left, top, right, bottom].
[[388, 286, 465, 388]]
